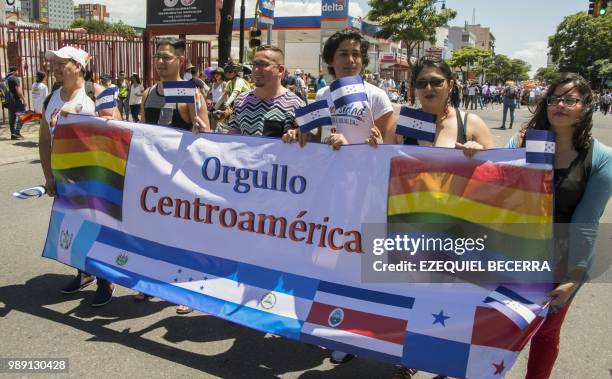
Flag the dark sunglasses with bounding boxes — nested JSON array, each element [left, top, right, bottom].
[[415, 78, 446, 89]]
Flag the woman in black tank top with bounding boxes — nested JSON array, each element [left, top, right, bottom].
[[399, 58, 494, 156]]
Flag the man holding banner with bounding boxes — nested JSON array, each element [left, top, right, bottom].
[[227, 45, 303, 137], [38, 46, 117, 307], [140, 37, 210, 134]]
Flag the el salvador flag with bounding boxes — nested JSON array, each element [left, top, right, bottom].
[[295, 100, 332, 133], [396, 107, 437, 142], [164, 80, 196, 103], [483, 285, 543, 330], [95, 87, 118, 111], [329, 75, 368, 109], [525, 129, 556, 166]]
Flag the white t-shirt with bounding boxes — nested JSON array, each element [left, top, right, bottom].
[[129, 84, 144, 105], [44, 86, 96, 136], [315, 81, 393, 144], [31, 82, 49, 114]]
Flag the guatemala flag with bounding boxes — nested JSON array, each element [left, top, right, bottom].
[[329, 75, 368, 109], [525, 129, 556, 167], [396, 107, 437, 142], [295, 100, 333, 133], [95, 87, 118, 111], [164, 80, 196, 103]]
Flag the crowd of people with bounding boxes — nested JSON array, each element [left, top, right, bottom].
[[12, 28, 611, 379]]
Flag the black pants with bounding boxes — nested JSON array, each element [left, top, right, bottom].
[[130, 105, 140, 123]]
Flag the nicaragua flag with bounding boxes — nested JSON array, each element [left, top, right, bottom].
[[525, 129, 556, 166], [483, 285, 543, 330], [300, 281, 415, 365], [164, 80, 196, 103], [396, 106, 437, 142], [295, 100, 333, 133], [95, 87, 118, 111], [329, 75, 368, 109]]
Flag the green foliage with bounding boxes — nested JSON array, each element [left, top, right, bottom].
[[534, 66, 561, 83], [446, 46, 491, 71], [548, 12, 611, 79], [70, 19, 136, 38], [368, 0, 457, 55]]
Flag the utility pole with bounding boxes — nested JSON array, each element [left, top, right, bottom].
[[239, 0, 245, 63]]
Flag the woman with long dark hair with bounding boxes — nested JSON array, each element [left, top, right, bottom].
[[507, 73, 611, 378], [398, 57, 495, 156]]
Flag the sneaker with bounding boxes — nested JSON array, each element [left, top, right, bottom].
[[330, 350, 355, 364], [10, 133, 24, 140], [61, 274, 96, 294], [91, 284, 115, 307], [391, 367, 418, 379]]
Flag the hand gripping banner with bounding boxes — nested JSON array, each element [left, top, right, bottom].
[[42, 115, 555, 378]]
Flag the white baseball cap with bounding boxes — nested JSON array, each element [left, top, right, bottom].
[[294, 69, 302, 75], [45, 46, 90, 68]]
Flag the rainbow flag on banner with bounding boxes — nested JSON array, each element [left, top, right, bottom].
[[51, 122, 132, 221]]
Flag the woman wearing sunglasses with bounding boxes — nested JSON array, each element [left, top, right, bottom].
[[506, 73, 611, 378], [398, 58, 495, 157]]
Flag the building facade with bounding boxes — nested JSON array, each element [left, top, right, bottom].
[[74, 3, 109, 22], [448, 26, 476, 50], [465, 24, 495, 52], [49, 0, 74, 28]]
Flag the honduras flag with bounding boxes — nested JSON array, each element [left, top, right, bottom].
[[396, 107, 437, 142], [295, 100, 333, 133], [483, 285, 543, 330], [164, 80, 196, 103], [525, 129, 556, 166], [329, 75, 368, 109], [95, 87, 118, 111]]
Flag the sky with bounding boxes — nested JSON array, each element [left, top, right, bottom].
[[68, 0, 587, 76]]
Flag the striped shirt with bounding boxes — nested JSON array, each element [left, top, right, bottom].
[[228, 90, 304, 137]]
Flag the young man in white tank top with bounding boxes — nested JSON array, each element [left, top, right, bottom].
[[39, 46, 118, 307]]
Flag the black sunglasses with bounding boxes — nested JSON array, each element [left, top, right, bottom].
[[415, 78, 446, 89]]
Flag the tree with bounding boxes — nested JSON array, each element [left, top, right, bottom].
[[509, 58, 530, 81], [108, 21, 136, 38], [548, 12, 611, 81], [218, 0, 236, 67], [70, 19, 136, 38], [446, 46, 491, 80], [534, 67, 560, 84], [368, 0, 457, 77]]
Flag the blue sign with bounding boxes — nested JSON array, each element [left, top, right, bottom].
[[321, 0, 349, 20], [260, 0, 275, 25]]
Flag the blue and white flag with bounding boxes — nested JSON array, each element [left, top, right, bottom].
[[164, 80, 196, 103], [484, 285, 542, 330], [95, 87, 118, 111], [525, 129, 556, 166], [295, 100, 332, 133], [12, 185, 47, 199], [329, 75, 368, 109], [396, 107, 437, 142]]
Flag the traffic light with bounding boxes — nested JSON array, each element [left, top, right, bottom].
[[249, 28, 262, 48], [599, 0, 608, 15], [588, 0, 595, 14]]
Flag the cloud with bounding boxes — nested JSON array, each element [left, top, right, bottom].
[[510, 41, 549, 77], [74, 0, 145, 26]]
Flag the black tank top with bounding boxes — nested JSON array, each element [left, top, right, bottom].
[[553, 142, 593, 223], [403, 107, 467, 145], [143, 84, 193, 131]]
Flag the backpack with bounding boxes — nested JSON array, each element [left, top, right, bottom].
[[0, 78, 15, 109]]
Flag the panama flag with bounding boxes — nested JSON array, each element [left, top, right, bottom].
[[295, 100, 333, 133], [525, 129, 556, 167], [300, 281, 415, 364], [95, 87, 118, 111], [396, 106, 437, 142], [164, 80, 196, 103], [329, 75, 368, 109], [483, 285, 544, 330]]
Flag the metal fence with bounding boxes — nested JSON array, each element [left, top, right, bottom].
[[0, 23, 211, 124]]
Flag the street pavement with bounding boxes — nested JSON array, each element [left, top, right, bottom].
[[1, 108, 611, 378]]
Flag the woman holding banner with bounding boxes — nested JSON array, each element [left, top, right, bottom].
[[507, 73, 611, 379], [398, 57, 495, 156]]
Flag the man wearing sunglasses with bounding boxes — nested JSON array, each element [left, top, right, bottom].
[[226, 45, 304, 137]]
